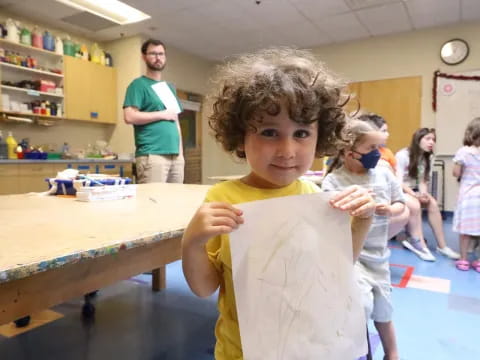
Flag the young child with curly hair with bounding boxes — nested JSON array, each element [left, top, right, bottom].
[[181, 48, 376, 359]]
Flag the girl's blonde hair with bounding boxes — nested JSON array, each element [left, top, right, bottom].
[[326, 120, 378, 174], [207, 47, 349, 159], [463, 117, 480, 147]]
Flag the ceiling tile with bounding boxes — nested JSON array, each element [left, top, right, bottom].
[[272, 20, 332, 48], [344, 0, 398, 10], [1, 0, 480, 61], [314, 12, 370, 42], [355, 2, 412, 36], [461, 0, 480, 21], [193, 1, 261, 31], [288, 0, 350, 21], [234, 0, 307, 25], [405, 0, 460, 29]]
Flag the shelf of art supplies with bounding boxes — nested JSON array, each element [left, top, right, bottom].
[[0, 85, 64, 98], [0, 38, 62, 58], [0, 110, 65, 122], [0, 62, 63, 78]]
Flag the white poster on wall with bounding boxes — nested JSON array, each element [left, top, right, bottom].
[[436, 70, 480, 155]]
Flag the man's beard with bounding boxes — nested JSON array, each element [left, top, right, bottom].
[[147, 62, 165, 72]]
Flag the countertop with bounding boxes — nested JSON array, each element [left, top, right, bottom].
[[0, 183, 210, 283], [0, 159, 134, 164]]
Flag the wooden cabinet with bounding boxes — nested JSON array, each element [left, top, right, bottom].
[[0, 163, 18, 194], [17, 163, 54, 193], [64, 56, 117, 124]]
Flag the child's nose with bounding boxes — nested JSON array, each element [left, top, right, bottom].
[[276, 138, 295, 158]]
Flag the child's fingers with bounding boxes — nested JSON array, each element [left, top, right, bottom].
[[350, 201, 376, 217], [210, 208, 244, 224], [329, 186, 359, 203], [331, 190, 374, 210], [211, 216, 242, 230], [208, 202, 243, 216]]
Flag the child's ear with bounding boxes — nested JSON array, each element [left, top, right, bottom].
[[237, 143, 245, 152]]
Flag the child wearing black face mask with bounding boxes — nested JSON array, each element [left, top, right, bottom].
[[322, 120, 405, 360]]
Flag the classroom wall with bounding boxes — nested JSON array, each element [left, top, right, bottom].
[[201, 21, 480, 210], [105, 36, 216, 155], [312, 21, 480, 211]]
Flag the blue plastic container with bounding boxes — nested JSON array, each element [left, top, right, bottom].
[[45, 177, 132, 195]]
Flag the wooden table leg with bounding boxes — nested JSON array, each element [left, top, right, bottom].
[[152, 266, 166, 292]]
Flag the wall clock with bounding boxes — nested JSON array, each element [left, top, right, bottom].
[[440, 39, 469, 65]]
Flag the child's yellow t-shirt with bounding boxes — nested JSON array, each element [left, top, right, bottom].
[[205, 179, 320, 360]]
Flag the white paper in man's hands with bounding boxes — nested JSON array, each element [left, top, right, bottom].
[[151, 82, 182, 114], [230, 192, 367, 360]]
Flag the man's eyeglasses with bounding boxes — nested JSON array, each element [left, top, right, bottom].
[[146, 52, 165, 57]]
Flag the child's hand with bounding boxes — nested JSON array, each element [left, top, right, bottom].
[[415, 192, 430, 205], [375, 203, 392, 217], [183, 202, 244, 247], [329, 185, 375, 219]]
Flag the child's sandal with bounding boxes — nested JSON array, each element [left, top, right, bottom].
[[472, 260, 480, 273], [455, 260, 470, 271]]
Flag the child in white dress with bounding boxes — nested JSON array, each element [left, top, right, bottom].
[[453, 118, 480, 272]]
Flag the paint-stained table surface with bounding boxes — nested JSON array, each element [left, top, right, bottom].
[[0, 183, 209, 324]]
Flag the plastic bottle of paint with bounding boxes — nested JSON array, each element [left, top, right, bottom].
[[6, 131, 18, 159], [0, 130, 8, 159]]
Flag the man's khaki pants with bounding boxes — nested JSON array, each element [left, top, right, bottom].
[[135, 154, 185, 184]]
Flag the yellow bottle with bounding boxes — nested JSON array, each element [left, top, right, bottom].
[[90, 43, 101, 64], [6, 131, 18, 159]]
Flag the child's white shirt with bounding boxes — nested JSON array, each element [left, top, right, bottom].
[[322, 165, 405, 263]]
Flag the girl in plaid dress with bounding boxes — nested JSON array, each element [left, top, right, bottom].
[[453, 118, 480, 272]]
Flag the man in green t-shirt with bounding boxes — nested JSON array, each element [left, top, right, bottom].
[[123, 38, 184, 184]]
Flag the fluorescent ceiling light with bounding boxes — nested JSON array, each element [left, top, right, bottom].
[[56, 0, 151, 25]]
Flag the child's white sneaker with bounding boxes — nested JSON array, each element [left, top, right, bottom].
[[436, 246, 460, 260], [402, 239, 436, 261]]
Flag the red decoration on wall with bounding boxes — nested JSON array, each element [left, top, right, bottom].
[[433, 70, 480, 111]]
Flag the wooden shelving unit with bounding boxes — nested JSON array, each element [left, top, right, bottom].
[[0, 62, 63, 78], [0, 110, 65, 121], [1, 85, 64, 98], [0, 38, 62, 58]]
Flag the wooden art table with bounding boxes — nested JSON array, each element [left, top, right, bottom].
[[0, 183, 209, 325]]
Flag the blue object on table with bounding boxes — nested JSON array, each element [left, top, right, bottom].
[[45, 177, 132, 195]]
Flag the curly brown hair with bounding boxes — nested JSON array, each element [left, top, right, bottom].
[[207, 48, 349, 159]]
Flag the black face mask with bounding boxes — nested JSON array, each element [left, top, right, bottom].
[[353, 149, 381, 169]]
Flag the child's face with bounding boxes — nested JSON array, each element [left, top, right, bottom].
[[241, 103, 318, 189], [419, 132, 435, 152], [346, 131, 384, 171], [379, 124, 389, 144]]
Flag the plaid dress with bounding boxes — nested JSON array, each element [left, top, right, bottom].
[[453, 146, 480, 236]]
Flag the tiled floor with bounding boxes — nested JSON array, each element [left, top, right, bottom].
[[0, 217, 479, 359]]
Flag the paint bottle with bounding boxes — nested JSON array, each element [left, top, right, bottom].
[[6, 131, 17, 159], [0, 130, 8, 159]]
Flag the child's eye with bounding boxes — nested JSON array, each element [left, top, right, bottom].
[[294, 129, 310, 138], [260, 129, 277, 137]]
